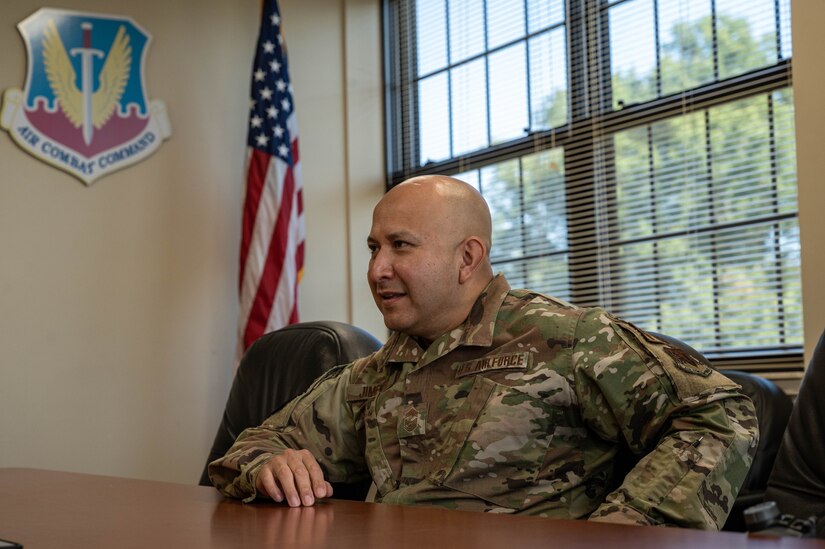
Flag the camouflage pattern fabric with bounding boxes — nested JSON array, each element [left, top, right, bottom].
[[209, 274, 758, 529]]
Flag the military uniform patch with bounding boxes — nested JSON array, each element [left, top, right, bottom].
[[618, 320, 713, 377], [346, 384, 382, 402], [454, 352, 530, 378], [665, 345, 713, 377], [398, 403, 427, 437]]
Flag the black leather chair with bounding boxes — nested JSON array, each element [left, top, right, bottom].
[[199, 320, 383, 500], [649, 333, 793, 531], [765, 329, 825, 537]]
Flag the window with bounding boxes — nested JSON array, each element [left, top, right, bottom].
[[385, 0, 801, 372]]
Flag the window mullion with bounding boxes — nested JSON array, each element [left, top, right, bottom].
[[594, 0, 619, 311], [445, 0, 455, 159], [483, 0, 492, 148], [523, 0, 533, 131], [564, 0, 595, 305]]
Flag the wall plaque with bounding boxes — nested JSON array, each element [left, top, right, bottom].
[[1, 8, 171, 184]]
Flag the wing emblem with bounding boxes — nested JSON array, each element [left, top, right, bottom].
[[42, 19, 131, 133]]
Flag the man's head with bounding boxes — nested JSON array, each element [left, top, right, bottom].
[[367, 175, 494, 343]]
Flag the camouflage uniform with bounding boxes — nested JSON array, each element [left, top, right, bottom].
[[209, 274, 758, 529]]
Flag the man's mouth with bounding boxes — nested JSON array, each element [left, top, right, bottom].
[[378, 290, 406, 303]]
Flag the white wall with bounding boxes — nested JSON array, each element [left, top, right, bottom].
[[279, 0, 385, 336], [0, 0, 384, 484]]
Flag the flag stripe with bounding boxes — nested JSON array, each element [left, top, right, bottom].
[[244, 164, 296, 349], [265, 192, 302, 335], [238, 148, 269, 290], [237, 154, 280, 336], [289, 240, 305, 324]]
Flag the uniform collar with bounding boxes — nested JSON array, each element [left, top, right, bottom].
[[381, 274, 511, 367]]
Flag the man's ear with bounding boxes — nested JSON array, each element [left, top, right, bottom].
[[458, 236, 486, 284]]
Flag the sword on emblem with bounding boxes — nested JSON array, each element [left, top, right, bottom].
[[69, 23, 103, 146]]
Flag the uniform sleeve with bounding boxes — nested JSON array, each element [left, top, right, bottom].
[[572, 309, 759, 529], [207, 362, 370, 502]]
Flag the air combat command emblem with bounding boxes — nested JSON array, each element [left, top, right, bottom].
[[1, 8, 172, 184]]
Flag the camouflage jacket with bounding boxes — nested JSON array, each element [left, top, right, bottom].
[[209, 275, 758, 529]]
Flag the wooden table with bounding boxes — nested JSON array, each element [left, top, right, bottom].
[[0, 468, 823, 548]]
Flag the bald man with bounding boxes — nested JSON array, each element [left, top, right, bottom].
[[209, 175, 758, 529]]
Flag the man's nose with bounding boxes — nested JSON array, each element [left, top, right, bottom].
[[369, 248, 393, 281]]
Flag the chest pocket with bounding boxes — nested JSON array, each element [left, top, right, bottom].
[[438, 374, 562, 510]]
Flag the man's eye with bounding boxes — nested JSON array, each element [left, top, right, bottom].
[[393, 241, 409, 249]]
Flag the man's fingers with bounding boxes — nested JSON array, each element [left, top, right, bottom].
[[256, 467, 284, 502], [301, 453, 332, 499], [255, 450, 332, 507], [274, 461, 304, 507], [287, 451, 321, 506]]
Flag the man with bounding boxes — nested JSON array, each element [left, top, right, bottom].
[[209, 175, 758, 529]]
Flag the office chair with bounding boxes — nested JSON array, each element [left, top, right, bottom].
[[199, 320, 383, 500], [648, 333, 793, 531], [764, 328, 825, 537]]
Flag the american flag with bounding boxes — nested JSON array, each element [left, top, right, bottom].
[[237, 0, 304, 359]]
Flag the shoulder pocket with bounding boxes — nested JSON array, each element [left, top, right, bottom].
[[614, 321, 739, 402]]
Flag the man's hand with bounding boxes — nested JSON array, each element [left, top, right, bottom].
[[255, 449, 333, 507]]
